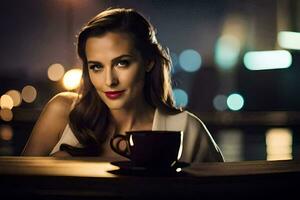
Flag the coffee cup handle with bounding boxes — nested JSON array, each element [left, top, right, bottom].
[[110, 134, 130, 159]]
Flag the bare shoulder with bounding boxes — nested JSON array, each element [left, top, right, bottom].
[[21, 92, 79, 156], [49, 91, 79, 107], [46, 92, 79, 116]]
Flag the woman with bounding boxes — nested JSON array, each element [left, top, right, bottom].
[[22, 8, 224, 162]]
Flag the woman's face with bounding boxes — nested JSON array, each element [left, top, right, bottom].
[[85, 32, 147, 110]]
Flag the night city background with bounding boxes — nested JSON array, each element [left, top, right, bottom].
[[1, 0, 300, 161]]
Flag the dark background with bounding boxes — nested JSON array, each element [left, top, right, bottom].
[[1, 0, 300, 161]]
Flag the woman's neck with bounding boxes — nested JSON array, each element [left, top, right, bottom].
[[109, 102, 155, 134]]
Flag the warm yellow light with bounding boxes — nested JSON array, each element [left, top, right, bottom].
[[266, 128, 293, 161], [48, 63, 65, 81], [63, 68, 82, 90], [21, 85, 37, 103], [0, 109, 13, 122], [0, 95, 14, 109], [6, 90, 22, 107], [0, 126, 13, 141]]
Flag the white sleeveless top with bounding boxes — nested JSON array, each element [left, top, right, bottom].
[[50, 109, 224, 163]]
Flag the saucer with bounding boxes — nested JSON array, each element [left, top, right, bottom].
[[110, 161, 190, 172], [109, 161, 189, 176]]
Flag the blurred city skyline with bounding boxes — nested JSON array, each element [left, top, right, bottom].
[[1, 0, 300, 113]]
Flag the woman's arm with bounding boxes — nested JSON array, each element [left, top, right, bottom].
[[21, 92, 77, 156]]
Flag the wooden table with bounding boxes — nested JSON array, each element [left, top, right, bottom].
[[0, 157, 299, 199]]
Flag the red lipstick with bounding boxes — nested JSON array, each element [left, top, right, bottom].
[[104, 90, 125, 99]]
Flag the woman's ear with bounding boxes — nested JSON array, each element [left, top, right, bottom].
[[145, 60, 154, 72]]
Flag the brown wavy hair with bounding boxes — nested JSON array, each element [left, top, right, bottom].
[[60, 8, 181, 156]]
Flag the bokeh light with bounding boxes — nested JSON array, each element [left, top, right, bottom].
[[217, 129, 243, 161], [243, 50, 292, 70], [48, 63, 65, 81], [0, 95, 14, 109], [227, 93, 244, 111], [6, 90, 22, 107], [215, 34, 241, 70], [266, 128, 293, 161], [63, 68, 82, 90], [278, 31, 300, 50], [173, 88, 188, 108], [213, 94, 228, 111], [21, 85, 37, 103], [0, 109, 13, 122], [179, 49, 202, 72], [0, 125, 13, 141]]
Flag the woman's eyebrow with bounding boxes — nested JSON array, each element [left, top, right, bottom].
[[87, 54, 133, 65], [87, 61, 102, 65]]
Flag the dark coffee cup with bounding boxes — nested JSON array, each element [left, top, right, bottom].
[[110, 130, 183, 168]]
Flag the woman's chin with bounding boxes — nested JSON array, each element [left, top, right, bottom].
[[105, 103, 126, 110]]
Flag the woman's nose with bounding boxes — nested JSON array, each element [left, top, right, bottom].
[[105, 68, 119, 86]]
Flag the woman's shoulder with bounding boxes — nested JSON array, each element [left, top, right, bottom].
[[50, 91, 79, 103], [171, 109, 207, 129], [184, 110, 204, 123], [45, 92, 79, 116], [157, 108, 205, 130], [167, 109, 203, 123]]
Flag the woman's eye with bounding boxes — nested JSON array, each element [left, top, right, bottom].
[[89, 64, 103, 71], [116, 60, 130, 67]]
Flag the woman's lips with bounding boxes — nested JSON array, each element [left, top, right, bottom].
[[104, 90, 125, 99]]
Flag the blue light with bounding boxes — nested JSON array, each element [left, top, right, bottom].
[[213, 94, 228, 111], [243, 50, 292, 70], [173, 88, 188, 108], [227, 93, 244, 111], [179, 49, 202, 72]]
